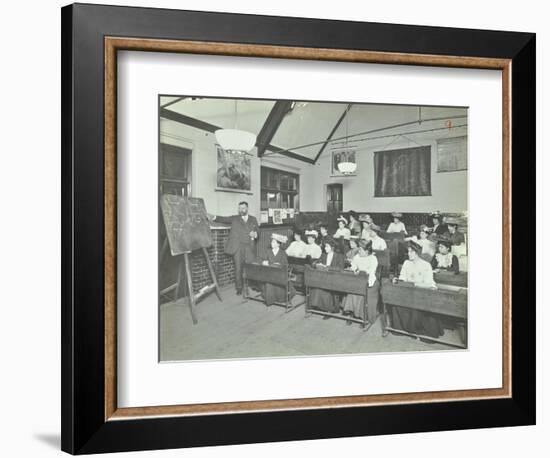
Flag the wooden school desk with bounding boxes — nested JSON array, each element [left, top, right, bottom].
[[380, 278, 468, 348], [304, 266, 374, 331], [434, 270, 468, 288], [243, 262, 304, 312]]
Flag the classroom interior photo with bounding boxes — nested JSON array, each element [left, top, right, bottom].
[[158, 96, 468, 362]]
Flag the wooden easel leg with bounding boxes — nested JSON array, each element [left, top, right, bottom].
[[174, 256, 185, 302], [160, 236, 169, 266], [183, 253, 198, 325], [202, 247, 222, 302]]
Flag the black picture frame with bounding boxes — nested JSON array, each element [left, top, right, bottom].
[[61, 3, 535, 454]]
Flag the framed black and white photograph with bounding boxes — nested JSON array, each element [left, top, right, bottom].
[[61, 3, 536, 455], [158, 96, 470, 363]]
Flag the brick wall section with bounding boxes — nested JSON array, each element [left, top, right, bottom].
[[189, 228, 235, 293]]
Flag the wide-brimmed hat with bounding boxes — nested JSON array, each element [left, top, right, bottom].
[[337, 215, 348, 224], [304, 229, 319, 238], [292, 227, 303, 237], [430, 211, 443, 220], [358, 214, 371, 222], [435, 234, 452, 248], [445, 216, 460, 227], [271, 233, 288, 244], [391, 212, 403, 218], [408, 240, 422, 255]]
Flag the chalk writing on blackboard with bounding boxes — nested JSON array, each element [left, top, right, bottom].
[[160, 195, 212, 255]]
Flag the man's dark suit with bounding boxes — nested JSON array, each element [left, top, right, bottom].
[[215, 214, 259, 292]]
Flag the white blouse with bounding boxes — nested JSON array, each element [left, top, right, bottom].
[[286, 240, 307, 258], [399, 258, 436, 288], [361, 228, 373, 241], [334, 227, 351, 240], [434, 252, 454, 268], [350, 253, 378, 287], [387, 221, 407, 234], [408, 236, 435, 257], [370, 236, 388, 251], [303, 243, 322, 259]]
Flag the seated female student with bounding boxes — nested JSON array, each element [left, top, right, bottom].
[[346, 236, 360, 262], [286, 228, 307, 258], [431, 237, 460, 274], [303, 229, 322, 261], [386, 212, 408, 234], [446, 217, 466, 247], [347, 211, 361, 236], [430, 211, 449, 236], [342, 239, 380, 326], [388, 241, 444, 339], [308, 238, 345, 316], [260, 233, 295, 306], [366, 227, 388, 251], [359, 215, 378, 241], [334, 216, 352, 240], [317, 223, 330, 248], [405, 224, 436, 262]]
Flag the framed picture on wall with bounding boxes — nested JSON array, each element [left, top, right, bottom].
[[62, 3, 535, 455], [330, 149, 357, 177], [216, 145, 252, 192], [437, 135, 468, 172]]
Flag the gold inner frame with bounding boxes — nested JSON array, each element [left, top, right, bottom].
[[104, 37, 512, 421]]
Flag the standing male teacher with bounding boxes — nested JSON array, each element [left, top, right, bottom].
[[210, 201, 258, 295]]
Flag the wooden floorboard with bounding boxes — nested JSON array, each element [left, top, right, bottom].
[[160, 286, 462, 361]]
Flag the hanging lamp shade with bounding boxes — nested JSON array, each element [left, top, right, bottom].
[[215, 99, 257, 153], [335, 105, 357, 175], [215, 128, 257, 153], [337, 161, 357, 174]]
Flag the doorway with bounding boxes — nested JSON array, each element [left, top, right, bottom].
[[326, 183, 343, 229]]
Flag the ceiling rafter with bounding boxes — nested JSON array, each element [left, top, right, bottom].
[[255, 100, 294, 157], [160, 97, 187, 109], [313, 103, 352, 164], [160, 107, 315, 165]]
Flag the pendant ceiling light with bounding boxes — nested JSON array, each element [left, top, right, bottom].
[[336, 105, 357, 174], [337, 159, 357, 174], [215, 100, 257, 153]]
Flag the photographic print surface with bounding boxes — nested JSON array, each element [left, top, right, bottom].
[[159, 96, 468, 362]]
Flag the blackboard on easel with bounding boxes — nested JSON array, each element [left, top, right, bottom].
[[160, 195, 212, 255], [159, 195, 222, 325]]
